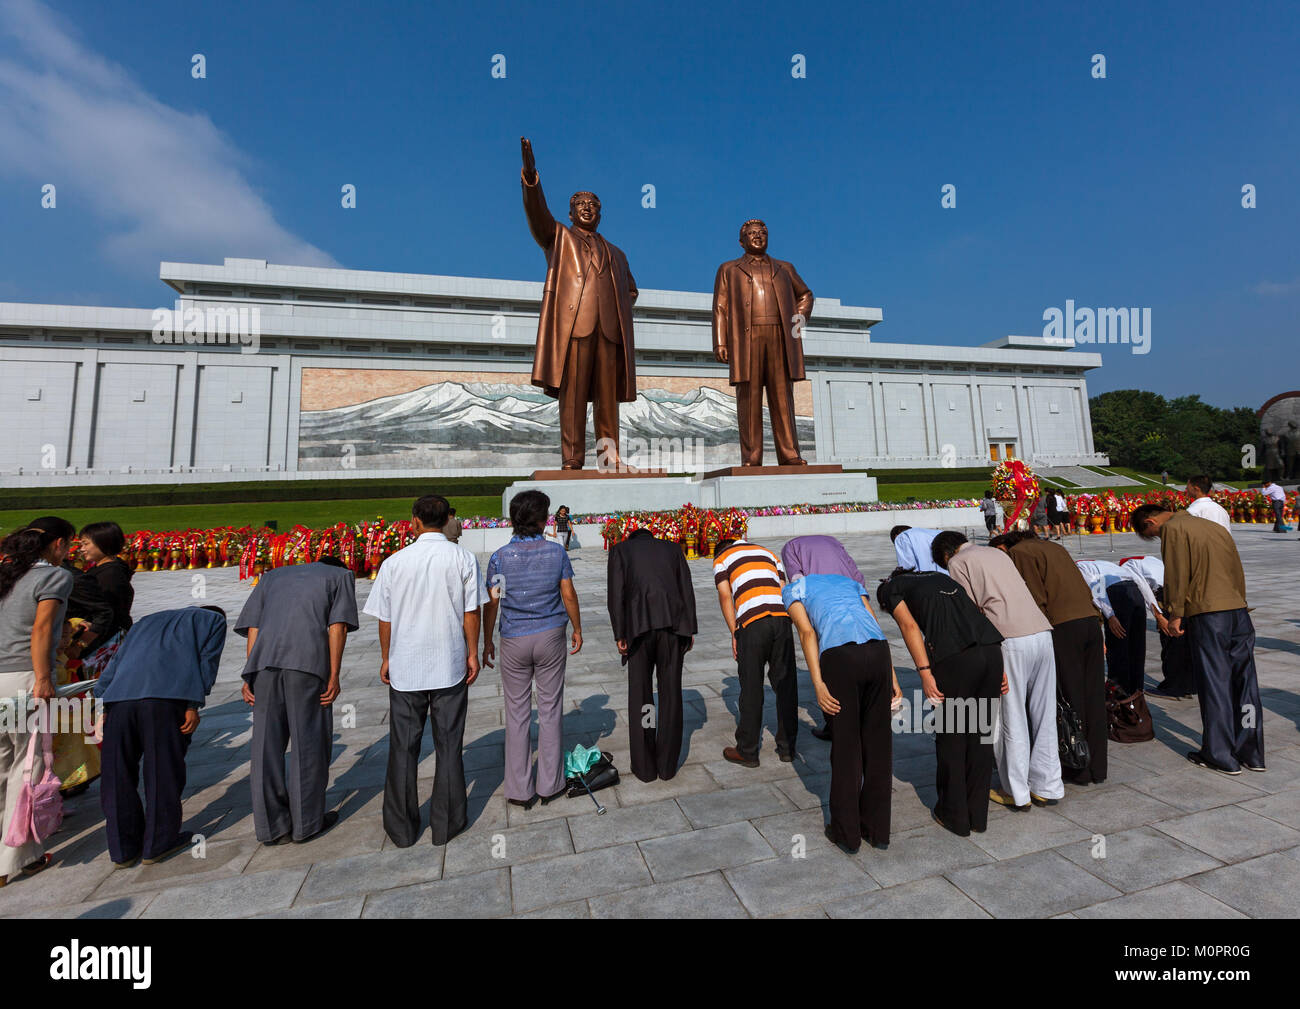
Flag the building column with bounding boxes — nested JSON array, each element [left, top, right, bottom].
[[1077, 379, 1096, 457], [67, 348, 100, 470]]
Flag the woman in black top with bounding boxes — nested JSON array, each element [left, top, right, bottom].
[[553, 505, 573, 550], [876, 567, 1007, 837], [69, 521, 134, 675]]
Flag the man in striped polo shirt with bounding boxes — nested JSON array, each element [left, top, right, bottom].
[[713, 538, 798, 767]]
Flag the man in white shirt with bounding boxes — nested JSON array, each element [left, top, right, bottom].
[[890, 525, 943, 573], [1121, 556, 1194, 700], [364, 495, 485, 847], [1076, 559, 1162, 696], [1053, 492, 1070, 539], [1184, 475, 1231, 532], [1261, 480, 1290, 533]]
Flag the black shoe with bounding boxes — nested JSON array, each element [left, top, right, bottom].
[[1242, 763, 1266, 772], [931, 808, 971, 838], [262, 831, 293, 847], [811, 725, 833, 742], [869, 839, 889, 851], [823, 824, 860, 855], [293, 810, 340, 844], [1030, 793, 1059, 808], [1186, 751, 1241, 776], [143, 831, 194, 865], [1147, 684, 1190, 701], [778, 750, 796, 763], [539, 787, 568, 806], [508, 795, 539, 810]]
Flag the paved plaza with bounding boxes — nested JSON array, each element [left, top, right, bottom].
[[3, 524, 1298, 919]]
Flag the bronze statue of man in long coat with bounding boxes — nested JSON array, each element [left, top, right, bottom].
[[712, 219, 814, 466], [520, 137, 637, 471]]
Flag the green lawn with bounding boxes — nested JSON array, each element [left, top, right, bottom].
[[875, 481, 988, 503], [0, 495, 503, 535]]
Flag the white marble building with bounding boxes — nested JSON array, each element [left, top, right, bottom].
[[0, 258, 1106, 487]]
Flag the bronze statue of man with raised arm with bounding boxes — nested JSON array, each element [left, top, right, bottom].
[[520, 137, 638, 471], [712, 219, 814, 467]]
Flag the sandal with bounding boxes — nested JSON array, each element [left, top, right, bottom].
[[1, 853, 54, 884]]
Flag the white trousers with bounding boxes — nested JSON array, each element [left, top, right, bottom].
[[994, 631, 1063, 806], [0, 670, 46, 879]]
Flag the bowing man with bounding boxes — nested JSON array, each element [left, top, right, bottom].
[[237, 556, 359, 845], [608, 528, 697, 782]]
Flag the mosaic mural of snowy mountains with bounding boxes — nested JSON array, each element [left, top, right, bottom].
[[299, 380, 813, 469]]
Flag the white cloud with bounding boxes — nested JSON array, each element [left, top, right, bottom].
[[0, 0, 337, 270], [1254, 276, 1300, 296]]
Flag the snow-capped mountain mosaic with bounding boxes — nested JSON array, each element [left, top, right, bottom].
[[298, 379, 814, 471]]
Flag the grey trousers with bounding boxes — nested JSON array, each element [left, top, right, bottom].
[[250, 667, 333, 842], [384, 678, 468, 846], [994, 630, 1064, 806], [500, 626, 568, 801]]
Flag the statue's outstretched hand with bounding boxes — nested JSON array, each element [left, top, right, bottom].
[[521, 137, 537, 182]]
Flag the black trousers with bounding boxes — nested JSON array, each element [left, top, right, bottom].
[[932, 643, 1002, 836], [1158, 622, 1196, 695], [627, 629, 686, 782], [384, 678, 468, 846], [1188, 609, 1264, 771], [249, 667, 333, 842], [734, 615, 798, 760], [820, 640, 892, 849], [1104, 581, 1147, 694], [100, 698, 191, 863], [1271, 499, 1286, 532], [1052, 617, 1108, 784]]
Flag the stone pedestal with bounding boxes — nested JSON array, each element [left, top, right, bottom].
[[502, 468, 878, 515], [704, 471, 877, 508], [503, 475, 704, 515]]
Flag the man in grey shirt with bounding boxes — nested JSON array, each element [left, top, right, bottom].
[[236, 557, 359, 845]]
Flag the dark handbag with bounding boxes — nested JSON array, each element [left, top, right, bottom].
[[565, 750, 619, 797], [1105, 680, 1154, 743], [1056, 688, 1091, 771]]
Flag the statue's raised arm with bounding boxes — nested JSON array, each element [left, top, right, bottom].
[[519, 136, 556, 250]]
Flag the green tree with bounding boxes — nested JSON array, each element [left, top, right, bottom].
[[1090, 390, 1260, 480]]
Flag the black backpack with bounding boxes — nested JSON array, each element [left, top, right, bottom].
[[1057, 688, 1091, 771]]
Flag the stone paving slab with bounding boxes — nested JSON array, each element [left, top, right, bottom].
[[947, 850, 1123, 918], [1056, 826, 1223, 892], [1071, 881, 1249, 919], [3, 526, 1297, 918]]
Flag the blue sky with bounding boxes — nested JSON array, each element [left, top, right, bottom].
[[1, 0, 1296, 407]]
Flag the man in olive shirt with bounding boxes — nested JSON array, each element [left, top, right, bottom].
[[996, 531, 1107, 785], [1131, 504, 1263, 774], [933, 532, 1064, 810]]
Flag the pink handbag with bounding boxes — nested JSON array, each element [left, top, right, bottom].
[[3, 730, 63, 847]]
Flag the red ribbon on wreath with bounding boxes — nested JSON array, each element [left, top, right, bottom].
[[1002, 459, 1038, 532]]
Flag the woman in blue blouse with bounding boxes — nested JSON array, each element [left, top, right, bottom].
[[482, 491, 583, 809], [783, 570, 900, 854]]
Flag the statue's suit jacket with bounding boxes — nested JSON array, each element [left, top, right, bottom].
[[522, 171, 638, 402], [712, 256, 814, 384]]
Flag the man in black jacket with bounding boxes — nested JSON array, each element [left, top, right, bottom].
[[608, 529, 698, 782]]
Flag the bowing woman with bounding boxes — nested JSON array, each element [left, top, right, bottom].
[[783, 572, 900, 854], [876, 567, 1007, 838]]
